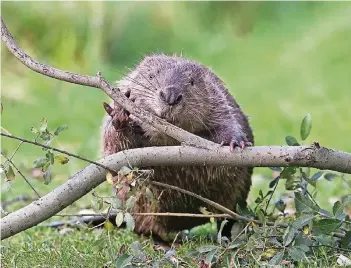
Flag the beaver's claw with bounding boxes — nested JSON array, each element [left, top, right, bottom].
[[220, 136, 252, 152], [229, 139, 252, 152]]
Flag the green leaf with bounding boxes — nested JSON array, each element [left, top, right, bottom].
[[54, 155, 69, 165], [288, 247, 306, 262], [283, 226, 298, 246], [119, 166, 132, 175], [280, 167, 296, 179], [269, 251, 284, 265], [294, 192, 319, 214], [39, 131, 51, 141], [42, 161, 51, 172], [217, 219, 228, 244], [125, 196, 136, 211], [113, 198, 123, 210], [115, 212, 124, 227], [97, 198, 103, 210], [46, 151, 54, 165], [256, 209, 265, 224], [300, 113, 312, 141], [43, 167, 52, 185], [324, 173, 338, 181], [54, 124, 68, 136], [333, 201, 344, 217], [197, 245, 218, 253], [130, 241, 146, 261], [115, 253, 133, 268], [205, 249, 218, 264], [30, 127, 38, 134], [285, 176, 298, 190], [269, 177, 279, 188], [295, 232, 313, 247], [285, 136, 300, 146], [275, 199, 286, 213], [39, 118, 48, 133], [291, 214, 315, 229], [145, 187, 154, 201], [124, 212, 135, 231], [228, 240, 245, 249], [297, 244, 310, 252], [5, 166, 15, 181], [319, 209, 332, 217], [313, 219, 342, 234], [315, 234, 334, 246], [33, 157, 49, 168], [341, 231, 351, 249], [311, 171, 323, 181], [259, 190, 264, 198]]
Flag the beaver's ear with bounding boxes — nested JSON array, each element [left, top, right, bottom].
[[102, 102, 113, 116]]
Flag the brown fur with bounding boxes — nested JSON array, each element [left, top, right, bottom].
[[101, 53, 254, 240]]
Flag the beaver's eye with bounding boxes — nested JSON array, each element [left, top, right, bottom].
[[190, 79, 194, 86], [149, 74, 154, 79]]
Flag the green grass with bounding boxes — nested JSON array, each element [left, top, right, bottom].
[[1, 2, 351, 266], [1, 226, 350, 268]]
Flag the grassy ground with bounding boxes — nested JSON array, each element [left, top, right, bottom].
[[1, 2, 351, 267]]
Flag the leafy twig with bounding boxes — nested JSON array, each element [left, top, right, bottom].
[[1, 133, 117, 174]]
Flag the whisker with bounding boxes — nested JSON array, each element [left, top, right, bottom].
[[128, 86, 154, 97], [123, 77, 155, 93], [109, 67, 155, 93]]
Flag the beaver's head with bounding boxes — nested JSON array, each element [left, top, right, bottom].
[[121, 54, 218, 132]]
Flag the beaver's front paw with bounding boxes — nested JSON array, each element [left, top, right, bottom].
[[103, 90, 132, 132]]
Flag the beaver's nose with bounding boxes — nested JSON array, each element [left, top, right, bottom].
[[159, 86, 183, 106]]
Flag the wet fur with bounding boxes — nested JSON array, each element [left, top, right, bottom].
[[101, 53, 254, 240]]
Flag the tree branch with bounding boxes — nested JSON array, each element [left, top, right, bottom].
[[1, 145, 350, 240], [1, 17, 217, 150]]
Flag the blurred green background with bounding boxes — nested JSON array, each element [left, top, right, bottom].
[[1, 1, 351, 212]]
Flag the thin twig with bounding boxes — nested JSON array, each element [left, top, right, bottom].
[[264, 176, 280, 214], [1, 152, 41, 198], [150, 181, 347, 239], [150, 181, 243, 221], [1, 133, 117, 174], [2, 141, 24, 168]]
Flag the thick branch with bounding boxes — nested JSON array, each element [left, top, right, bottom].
[[1, 17, 217, 150], [1, 145, 350, 240]]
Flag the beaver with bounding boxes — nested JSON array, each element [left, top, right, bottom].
[[101, 53, 254, 241]]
